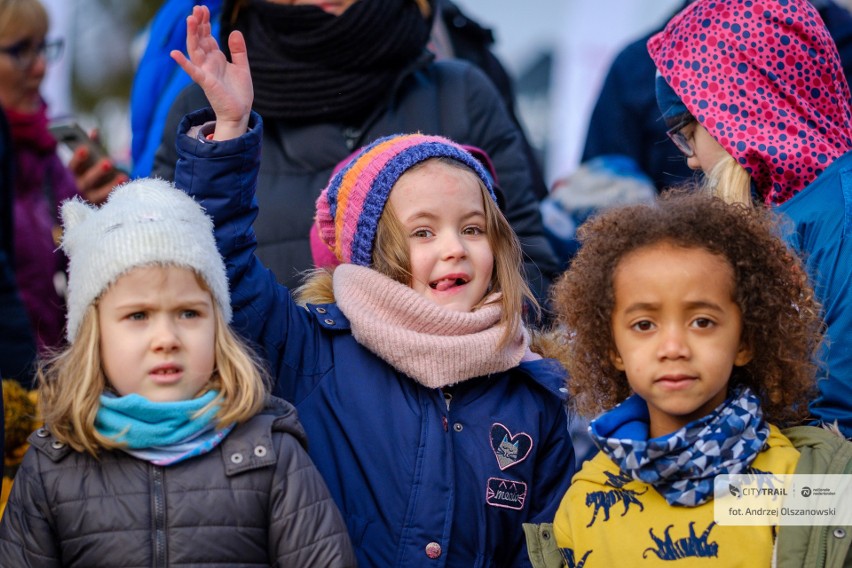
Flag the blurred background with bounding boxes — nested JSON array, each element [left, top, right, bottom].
[[37, 0, 852, 186]]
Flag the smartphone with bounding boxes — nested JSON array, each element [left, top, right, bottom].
[[48, 120, 110, 171]]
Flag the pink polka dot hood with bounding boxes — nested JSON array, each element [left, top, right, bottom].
[[648, 0, 852, 205]]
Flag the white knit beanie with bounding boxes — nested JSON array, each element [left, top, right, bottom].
[[60, 178, 231, 342]]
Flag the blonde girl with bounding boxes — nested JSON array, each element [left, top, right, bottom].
[[0, 178, 355, 566]]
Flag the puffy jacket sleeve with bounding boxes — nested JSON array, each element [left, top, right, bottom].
[[0, 448, 61, 567], [172, 108, 324, 391], [444, 61, 560, 304], [528, 405, 575, 519], [776, 161, 852, 439], [516, 401, 575, 566], [268, 430, 356, 566]]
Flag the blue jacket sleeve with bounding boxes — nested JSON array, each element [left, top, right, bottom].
[[514, 405, 576, 566], [130, 0, 222, 178], [172, 109, 319, 388], [776, 156, 852, 438]]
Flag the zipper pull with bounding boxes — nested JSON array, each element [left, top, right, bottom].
[[342, 126, 361, 150]]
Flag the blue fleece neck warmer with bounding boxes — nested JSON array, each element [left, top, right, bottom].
[[96, 389, 233, 466], [590, 385, 769, 507], [96, 389, 220, 448]]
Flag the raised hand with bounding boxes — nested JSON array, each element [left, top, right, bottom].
[[170, 5, 253, 141]]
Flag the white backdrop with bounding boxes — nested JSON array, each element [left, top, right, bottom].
[[455, 0, 682, 183]]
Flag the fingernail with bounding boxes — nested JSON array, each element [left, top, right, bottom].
[[101, 161, 113, 172]]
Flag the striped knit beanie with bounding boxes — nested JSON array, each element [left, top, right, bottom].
[[315, 133, 497, 266]]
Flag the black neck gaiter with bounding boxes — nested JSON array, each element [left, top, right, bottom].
[[228, 0, 431, 122]]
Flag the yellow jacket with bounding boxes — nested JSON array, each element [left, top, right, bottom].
[[550, 425, 799, 567]]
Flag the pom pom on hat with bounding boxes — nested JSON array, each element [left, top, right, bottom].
[[60, 178, 231, 342], [314, 133, 497, 266]]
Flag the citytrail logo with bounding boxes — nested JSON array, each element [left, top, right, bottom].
[[727, 481, 788, 498], [742, 486, 787, 497], [726, 467, 780, 500]]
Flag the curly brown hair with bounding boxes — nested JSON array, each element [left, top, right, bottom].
[[548, 190, 822, 427]]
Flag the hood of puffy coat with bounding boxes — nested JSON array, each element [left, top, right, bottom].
[[648, 0, 852, 204]]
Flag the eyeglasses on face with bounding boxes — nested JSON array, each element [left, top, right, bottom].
[[666, 116, 696, 158], [0, 38, 64, 70]]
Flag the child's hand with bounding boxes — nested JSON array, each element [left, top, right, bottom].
[[170, 5, 253, 141]]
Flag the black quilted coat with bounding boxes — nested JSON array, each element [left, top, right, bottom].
[[0, 397, 356, 567]]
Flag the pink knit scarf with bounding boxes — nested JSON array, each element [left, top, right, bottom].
[[333, 264, 529, 389]]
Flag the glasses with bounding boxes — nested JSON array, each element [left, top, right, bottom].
[[0, 38, 64, 70], [666, 116, 696, 158]]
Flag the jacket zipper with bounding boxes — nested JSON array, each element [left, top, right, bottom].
[[342, 126, 362, 150], [442, 391, 454, 431], [152, 465, 167, 567]]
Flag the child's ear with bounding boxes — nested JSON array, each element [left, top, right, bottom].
[[734, 341, 753, 367], [610, 351, 625, 371]]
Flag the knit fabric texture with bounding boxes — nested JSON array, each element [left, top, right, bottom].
[[227, 0, 432, 122], [315, 133, 497, 266], [60, 178, 231, 341], [332, 264, 528, 388], [95, 389, 221, 449]]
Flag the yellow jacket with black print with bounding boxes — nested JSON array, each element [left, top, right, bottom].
[[525, 425, 852, 568]]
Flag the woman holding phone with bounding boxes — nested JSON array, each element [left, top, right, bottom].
[[0, 0, 126, 363]]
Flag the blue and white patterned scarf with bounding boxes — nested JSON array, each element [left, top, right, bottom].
[[590, 385, 769, 507], [96, 390, 234, 466]]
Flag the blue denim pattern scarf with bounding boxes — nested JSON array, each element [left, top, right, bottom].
[[590, 386, 769, 507]]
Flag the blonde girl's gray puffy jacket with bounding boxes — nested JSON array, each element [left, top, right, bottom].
[[0, 396, 357, 567]]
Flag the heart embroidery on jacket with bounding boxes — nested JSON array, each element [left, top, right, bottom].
[[490, 423, 533, 470]]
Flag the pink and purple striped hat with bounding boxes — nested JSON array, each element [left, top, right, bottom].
[[314, 133, 497, 266]]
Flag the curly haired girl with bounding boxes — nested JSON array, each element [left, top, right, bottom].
[[524, 191, 852, 568]]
